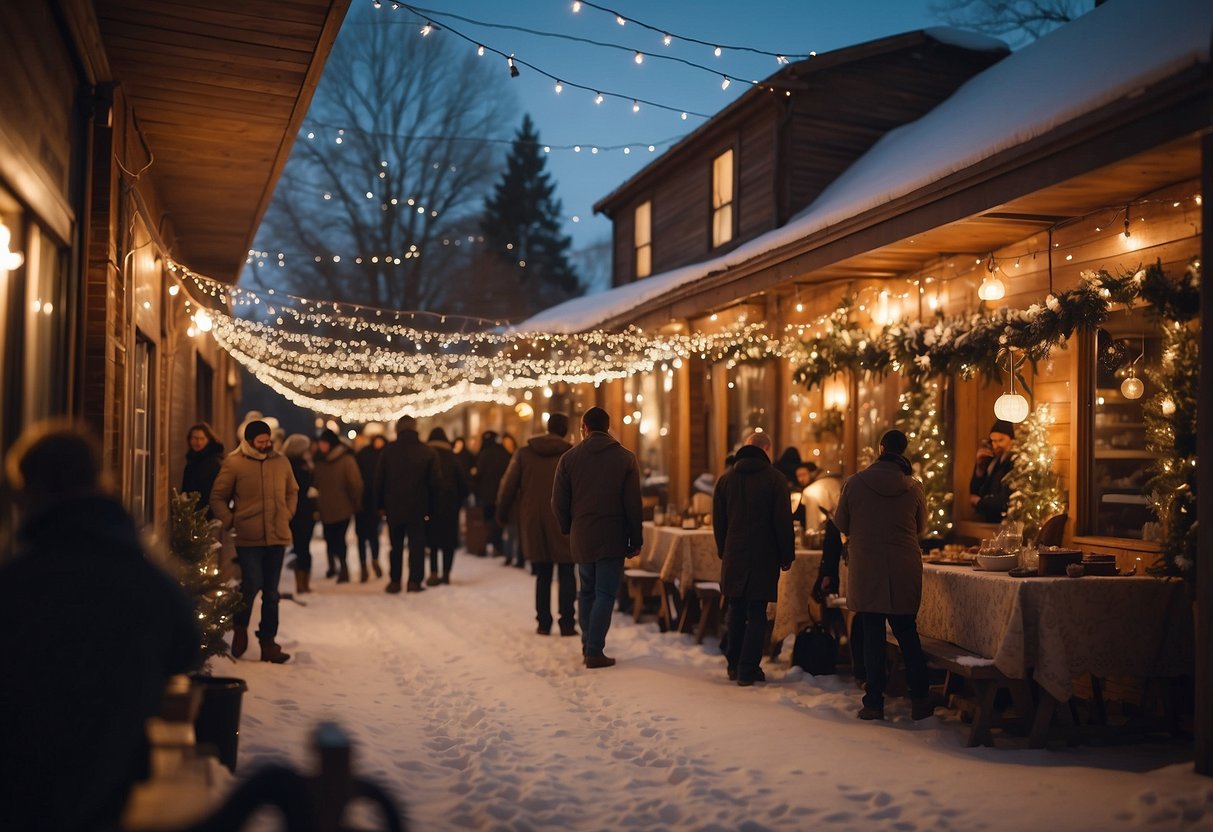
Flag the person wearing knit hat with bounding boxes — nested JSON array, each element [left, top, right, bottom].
[[210, 416, 298, 663], [969, 419, 1016, 523]]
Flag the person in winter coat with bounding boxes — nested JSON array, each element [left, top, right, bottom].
[[552, 407, 643, 668], [0, 423, 199, 832], [833, 428, 931, 722], [452, 436, 475, 484], [312, 428, 364, 584], [773, 446, 803, 488], [354, 434, 387, 582], [210, 419, 298, 663], [374, 415, 441, 593], [426, 427, 469, 585], [712, 432, 795, 686], [498, 413, 576, 636], [282, 434, 316, 594], [498, 432, 524, 568], [182, 422, 225, 517], [472, 430, 512, 557], [969, 419, 1016, 522]]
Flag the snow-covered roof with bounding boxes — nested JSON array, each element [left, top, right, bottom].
[[520, 0, 1211, 334]]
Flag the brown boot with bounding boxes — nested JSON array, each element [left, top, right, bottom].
[[337, 562, 350, 584], [260, 640, 291, 663], [231, 626, 248, 658], [294, 570, 305, 594], [299, 572, 311, 594]]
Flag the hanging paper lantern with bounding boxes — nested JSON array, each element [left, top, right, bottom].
[[994, 392, 1030, 423]]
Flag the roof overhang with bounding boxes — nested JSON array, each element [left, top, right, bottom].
[[634, 68, 1211, 327], [93, 0, 350, 281]]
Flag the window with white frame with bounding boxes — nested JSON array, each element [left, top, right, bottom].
[[711, 149, 734, 248]]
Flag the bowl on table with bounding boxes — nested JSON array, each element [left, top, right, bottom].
[[1037, 547, 1083, 576], [975, 552, 1019, 572]]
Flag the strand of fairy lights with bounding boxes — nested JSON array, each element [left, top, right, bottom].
[[397, 4, 792, 92], [301, 123, 686, 158], [381, 2, 711, 119], [568, 0, 812, 63]]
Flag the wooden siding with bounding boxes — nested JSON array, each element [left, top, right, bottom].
[[737, 118, 777, 241]]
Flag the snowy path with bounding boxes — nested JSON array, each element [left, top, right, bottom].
[[230, 549, 1213, 831]]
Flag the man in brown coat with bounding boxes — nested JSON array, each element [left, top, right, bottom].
[[552, 407, 643, 668], [833, 428, 930, 721], [712, 431, 795, 686], [211, 419, 298, 663], [498, 413, 576, 636]]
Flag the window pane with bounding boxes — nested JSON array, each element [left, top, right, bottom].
[[726, 362, 768, 451], [712, 150, 733, 208], [1091, 307, 1161, 539], [636, 244, 651, 278], [634, 201, 651, 246], [712, 204, 733, 247]]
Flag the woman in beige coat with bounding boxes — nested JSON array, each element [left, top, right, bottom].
[[312, 429, 363, 584]]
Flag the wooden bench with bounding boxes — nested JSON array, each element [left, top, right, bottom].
[[690, 582, 723, 644], [886, 633, 1026, 747], [624, 569, 671, 631]]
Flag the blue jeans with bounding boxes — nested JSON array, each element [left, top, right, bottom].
[[578, 557, 624, 657], [234, 545, 286, 641]]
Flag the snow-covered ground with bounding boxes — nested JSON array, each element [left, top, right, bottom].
[[229, 545, 1213, 831]]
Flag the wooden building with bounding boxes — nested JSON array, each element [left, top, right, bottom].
[[0, 1, 349, 546], [524, 0, 1211, 770]]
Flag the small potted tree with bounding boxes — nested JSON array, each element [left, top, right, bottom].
[[169, 490, 247, 772]]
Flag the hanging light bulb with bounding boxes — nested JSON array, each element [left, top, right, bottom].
[[0, 220, 24, 270], [632, 100, 640, 113], [615, 14, 626, 25], [554, 80, 563, 94], [1120, 373, 1144, 400], [476, 45, 485, 56], [634, 51, 644, 64], [721, 76, 731, 90], [571, 0, 581, 11], [419, 21, 433, 36], [662, 33, 672, 46], [714, 46, 722, 57], [993, 348, 1029, 423], [507, 56, 519, 78], [978, 275, 1005, 301], [594, 92, 603, 105]]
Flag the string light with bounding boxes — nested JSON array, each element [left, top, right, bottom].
[[634, 51, 644, 64]]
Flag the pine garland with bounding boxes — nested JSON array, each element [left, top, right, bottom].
[[170, 490, 242, 667], [1004, 403, 1067, 542], [896, 379, 953, 539], [1143, 261, 1200, 583]]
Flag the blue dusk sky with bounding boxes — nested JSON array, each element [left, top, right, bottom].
[[369, 1, 956, 253]]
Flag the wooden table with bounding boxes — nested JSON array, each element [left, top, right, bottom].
[[915, 563, 1193, 745], [633, 522, 720, 588]]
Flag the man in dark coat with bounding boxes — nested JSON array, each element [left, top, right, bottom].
[[712, 431, 795, 686], [374, 415, 441, 593], [472, 430, 512, 557], [498, 413, 576, 636], [355, 434, 387, 582], [969, 419, 1015, 522], [0, 424, 199, 832], [282, 433, 316, 594], [834, 428, 931, 722], [552, 407, 643, 668], [427, 427, 470, 585]]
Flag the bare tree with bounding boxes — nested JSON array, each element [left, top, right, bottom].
[[249, 4, 516, 311], [931, 0, 1095, 47]]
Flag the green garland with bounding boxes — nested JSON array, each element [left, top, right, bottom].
[[791, 259, 1199, 580], [1143, 261, 1200, 583]]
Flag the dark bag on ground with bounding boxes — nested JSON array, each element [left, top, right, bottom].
[[792, 624, 838, 676], [464, 505, 487, 556]]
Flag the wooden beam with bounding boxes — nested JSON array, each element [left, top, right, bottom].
[[1196, 131, 1212, 778]]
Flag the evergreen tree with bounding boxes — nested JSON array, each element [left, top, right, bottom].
[[896, 379, 953, 539], [170, 491, 242, 668], [1004, 403, 1067, 541], [481, 114, 582, 309]]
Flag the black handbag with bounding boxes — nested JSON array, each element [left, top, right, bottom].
[[792, 619, 838, 676]]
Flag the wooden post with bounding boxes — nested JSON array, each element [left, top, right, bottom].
[[1196, 133, 1212, 777]]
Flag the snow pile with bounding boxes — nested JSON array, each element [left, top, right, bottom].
[[522, 0, 1211, 335], [224, 541, 1212, 831]]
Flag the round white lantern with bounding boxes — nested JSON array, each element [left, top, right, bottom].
[[1120, 376, 1144, 400], [993, 392, 1030, 423], [978, 275, 1005, 301]]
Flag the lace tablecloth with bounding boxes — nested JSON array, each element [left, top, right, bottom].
[[916, 565, 1193, 701], [770, 549, 825, 644], [630, 522, 720, 588]]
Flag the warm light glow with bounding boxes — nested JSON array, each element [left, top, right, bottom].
[[977, 275, 1005, 301], [0, 220, 23, 271], [193, 310, 213, 333], [1120, 375, 1144, 400], [994, 393, 1030, 423], [515, 402, 534, 419]]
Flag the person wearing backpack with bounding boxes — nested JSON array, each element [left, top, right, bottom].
[[711, 431, 795, 686]]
